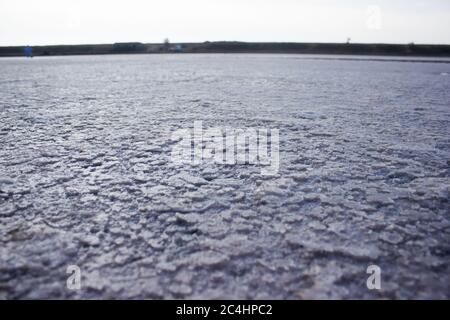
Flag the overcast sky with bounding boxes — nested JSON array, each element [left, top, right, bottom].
[[0, 0, 449, 46]]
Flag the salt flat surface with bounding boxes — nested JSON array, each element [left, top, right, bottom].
[[0, 54, 449, 299]]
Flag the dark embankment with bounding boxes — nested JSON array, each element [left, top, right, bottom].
[[1, 41, 450, 57]]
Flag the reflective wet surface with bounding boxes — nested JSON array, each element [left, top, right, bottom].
[[1, 54, 449, 299]]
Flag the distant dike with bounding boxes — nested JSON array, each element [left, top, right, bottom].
[[1, 41, 450, 57]]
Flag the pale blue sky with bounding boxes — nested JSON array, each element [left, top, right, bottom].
[[0, 0, 449, 46]]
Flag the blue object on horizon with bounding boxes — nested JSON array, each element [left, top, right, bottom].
[[24, 46, 33, 57]]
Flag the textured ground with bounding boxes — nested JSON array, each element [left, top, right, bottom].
[[0, 54, 449, 299]]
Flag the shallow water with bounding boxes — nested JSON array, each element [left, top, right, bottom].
[[1, 54, 449, 299]]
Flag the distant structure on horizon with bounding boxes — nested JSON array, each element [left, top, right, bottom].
[[169, 44, 183, 53], [24, 45, 33, 57]]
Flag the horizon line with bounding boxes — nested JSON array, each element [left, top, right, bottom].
[[2, 40, 450, 48]]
